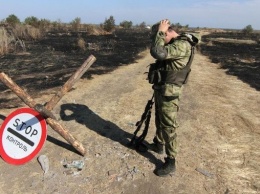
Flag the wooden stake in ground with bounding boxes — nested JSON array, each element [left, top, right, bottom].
[[0, 55, 97, 156], [0, 67, 94, 156], [45, 55, 96, 111], [0, 54, 97, 155]]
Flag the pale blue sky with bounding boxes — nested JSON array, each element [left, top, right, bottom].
[[0, 0, 259, 29]]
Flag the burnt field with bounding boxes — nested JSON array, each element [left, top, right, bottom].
[[0, 29, 259, 194], [200, 32, 260, 91], [0, 29, 151, 108], [0, 29, 259, 108]]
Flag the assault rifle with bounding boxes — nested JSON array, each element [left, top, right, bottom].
[[129, 94, 154, 152]]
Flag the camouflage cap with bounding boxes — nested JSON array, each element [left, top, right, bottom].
[[168, 24, 179, 32], [150, 20, 171, 39], [151, 22, 160, 33], [151, 20, 171, 33]]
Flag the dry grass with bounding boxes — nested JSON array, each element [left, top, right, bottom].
[[210, 37, 257, 44], [0, 27, 12, 55], [0, 24, 44, 55], [13, 24, 43, 40], [85, 24, 107, 35], [1, 24, 107, 55], [77, 37, 86, 51]]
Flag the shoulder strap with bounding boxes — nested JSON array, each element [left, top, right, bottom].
[[177, 34, 199, 46]]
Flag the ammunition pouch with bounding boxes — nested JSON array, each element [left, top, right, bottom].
[[148, 45, 195, 86], [160, 69, 191, 87], [148, 64, 191, 87], [148, 63, 160, 84]]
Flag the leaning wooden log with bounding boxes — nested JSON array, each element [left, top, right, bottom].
[[45, 55, 96, 110], [34, 104, 57, 120], [0, 72, 36, 108], [0, 73, 56, 120], [0, 72, 86, 156], [46, 118, 86, 155]]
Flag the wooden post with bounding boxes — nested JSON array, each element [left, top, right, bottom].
[[46, 118, 86, 155], [45, 55, 96, 110], [0, 72, 86, 156], [0, 72, 36, 108]]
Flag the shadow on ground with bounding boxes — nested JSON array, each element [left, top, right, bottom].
[[59, 103, 162, 168]]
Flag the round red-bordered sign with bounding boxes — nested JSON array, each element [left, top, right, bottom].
[[0, 107, 47, 165]]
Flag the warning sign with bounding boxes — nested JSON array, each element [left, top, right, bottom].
[[0, 108, 47, 165]]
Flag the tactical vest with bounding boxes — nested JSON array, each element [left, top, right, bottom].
[[148, 35, 195, 87]]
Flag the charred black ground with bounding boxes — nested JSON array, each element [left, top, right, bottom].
[[0, 29, 151, 108], [200, 32, 260, 90], [0, 30, 259, 109]]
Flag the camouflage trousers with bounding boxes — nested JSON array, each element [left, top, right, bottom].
[[153, 84, 182, 159]]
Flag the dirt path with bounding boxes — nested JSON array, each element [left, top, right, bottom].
[[0, 49, 259, 194]]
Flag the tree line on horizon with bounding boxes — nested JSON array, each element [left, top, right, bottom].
[[1, 14, 192, 32], [0, 14, 255, 56]]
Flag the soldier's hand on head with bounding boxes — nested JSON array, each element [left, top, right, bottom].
[[159, 19, 170, 33]]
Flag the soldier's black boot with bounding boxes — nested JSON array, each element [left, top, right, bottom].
[[154, 157, 176, 177], [147, 139, 164, 154]]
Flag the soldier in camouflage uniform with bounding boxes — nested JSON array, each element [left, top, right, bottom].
[[148, 19, 199, 176]]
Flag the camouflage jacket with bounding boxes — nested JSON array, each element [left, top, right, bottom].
[[150, 31, 199, 71], [150, 31, 199, 96]]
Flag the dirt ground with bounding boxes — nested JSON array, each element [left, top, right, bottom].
[[0, 30, 259, 194]]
